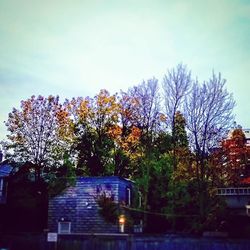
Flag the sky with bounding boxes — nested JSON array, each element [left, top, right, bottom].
[[0, 0, 250, 141]]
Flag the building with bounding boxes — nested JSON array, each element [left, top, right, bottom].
[[217, 187, 250, 215], [0, 159, 15, 232], [0, 159, 49, 232], [217, 128, 250, 216], [0, 161, 14, 204], [48, 176, 140, 234], [243, 129, 250, 146]]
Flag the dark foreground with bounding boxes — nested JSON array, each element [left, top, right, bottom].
[[1, 233, 250, 250]]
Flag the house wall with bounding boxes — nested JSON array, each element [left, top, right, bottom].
[[0, 178, 8, 204], [0, 163, 13, 204], [226, 195, 250, 209], [217, 188, 250, 213], [48, 177, 135, 234], [118, 178, 134, 205]]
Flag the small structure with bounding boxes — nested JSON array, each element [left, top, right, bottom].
[[0, 160, 14, 232], [217, 187, 250, 215], [216, 128, 250, 216], [0, 161, 14, 204], [48, 176, 138, 234]]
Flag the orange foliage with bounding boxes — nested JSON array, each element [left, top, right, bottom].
[[210, 128, 250, 186]]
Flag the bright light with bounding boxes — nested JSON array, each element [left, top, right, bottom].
[[119, 215, 125, 224]]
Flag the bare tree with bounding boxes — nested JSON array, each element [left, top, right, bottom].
[[162, 64, 192, 230], [127, 77, 162, 144], [184, 72, 235, 218], [162, 63, 191, 133]]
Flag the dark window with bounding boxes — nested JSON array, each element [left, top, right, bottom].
[[58, 221, 71, 234], [96, 185, 101, 194], [0, 178, 3, 197]]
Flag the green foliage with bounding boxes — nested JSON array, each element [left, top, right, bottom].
[[202, 196, 228, 231], [48, 153, 76, 197], [147, 154, 173, 212], [74, 123, 114, 176], [173, 111, 188, 148]]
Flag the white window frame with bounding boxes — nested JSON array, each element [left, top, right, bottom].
[[0, 178, 3, 197], [138, 191, 142, 208], [246, 205, 250, 217], [126, 187, 131, 206], [58, 221, 71, 234]]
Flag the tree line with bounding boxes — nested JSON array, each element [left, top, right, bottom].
[[1, 63, 238, 233]]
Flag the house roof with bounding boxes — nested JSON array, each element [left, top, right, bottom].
[[77, 176, 134, 184]]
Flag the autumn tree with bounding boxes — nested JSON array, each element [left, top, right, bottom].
[[224, 128, 249, 185], [184, 72, 235, 220], [107, 122, 141, 177], [68, 90, 122, 176], [64, 89, 144, 178], [210, 128, 250, 187], [3, 95, 72, 181]]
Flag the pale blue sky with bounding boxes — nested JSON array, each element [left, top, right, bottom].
[[0, 0, 250, 141]]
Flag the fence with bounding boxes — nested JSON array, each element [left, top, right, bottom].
[[1, 233, 250, 250]]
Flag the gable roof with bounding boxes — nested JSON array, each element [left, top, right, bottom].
[[76, 176, 134, 183]]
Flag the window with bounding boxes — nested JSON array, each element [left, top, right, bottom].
[[138, 191, 142, 207], [246, 205, 250, 216], [126, 187, 131, 206], [58, 221, 71, 234], [0, 178, 3, 197]]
